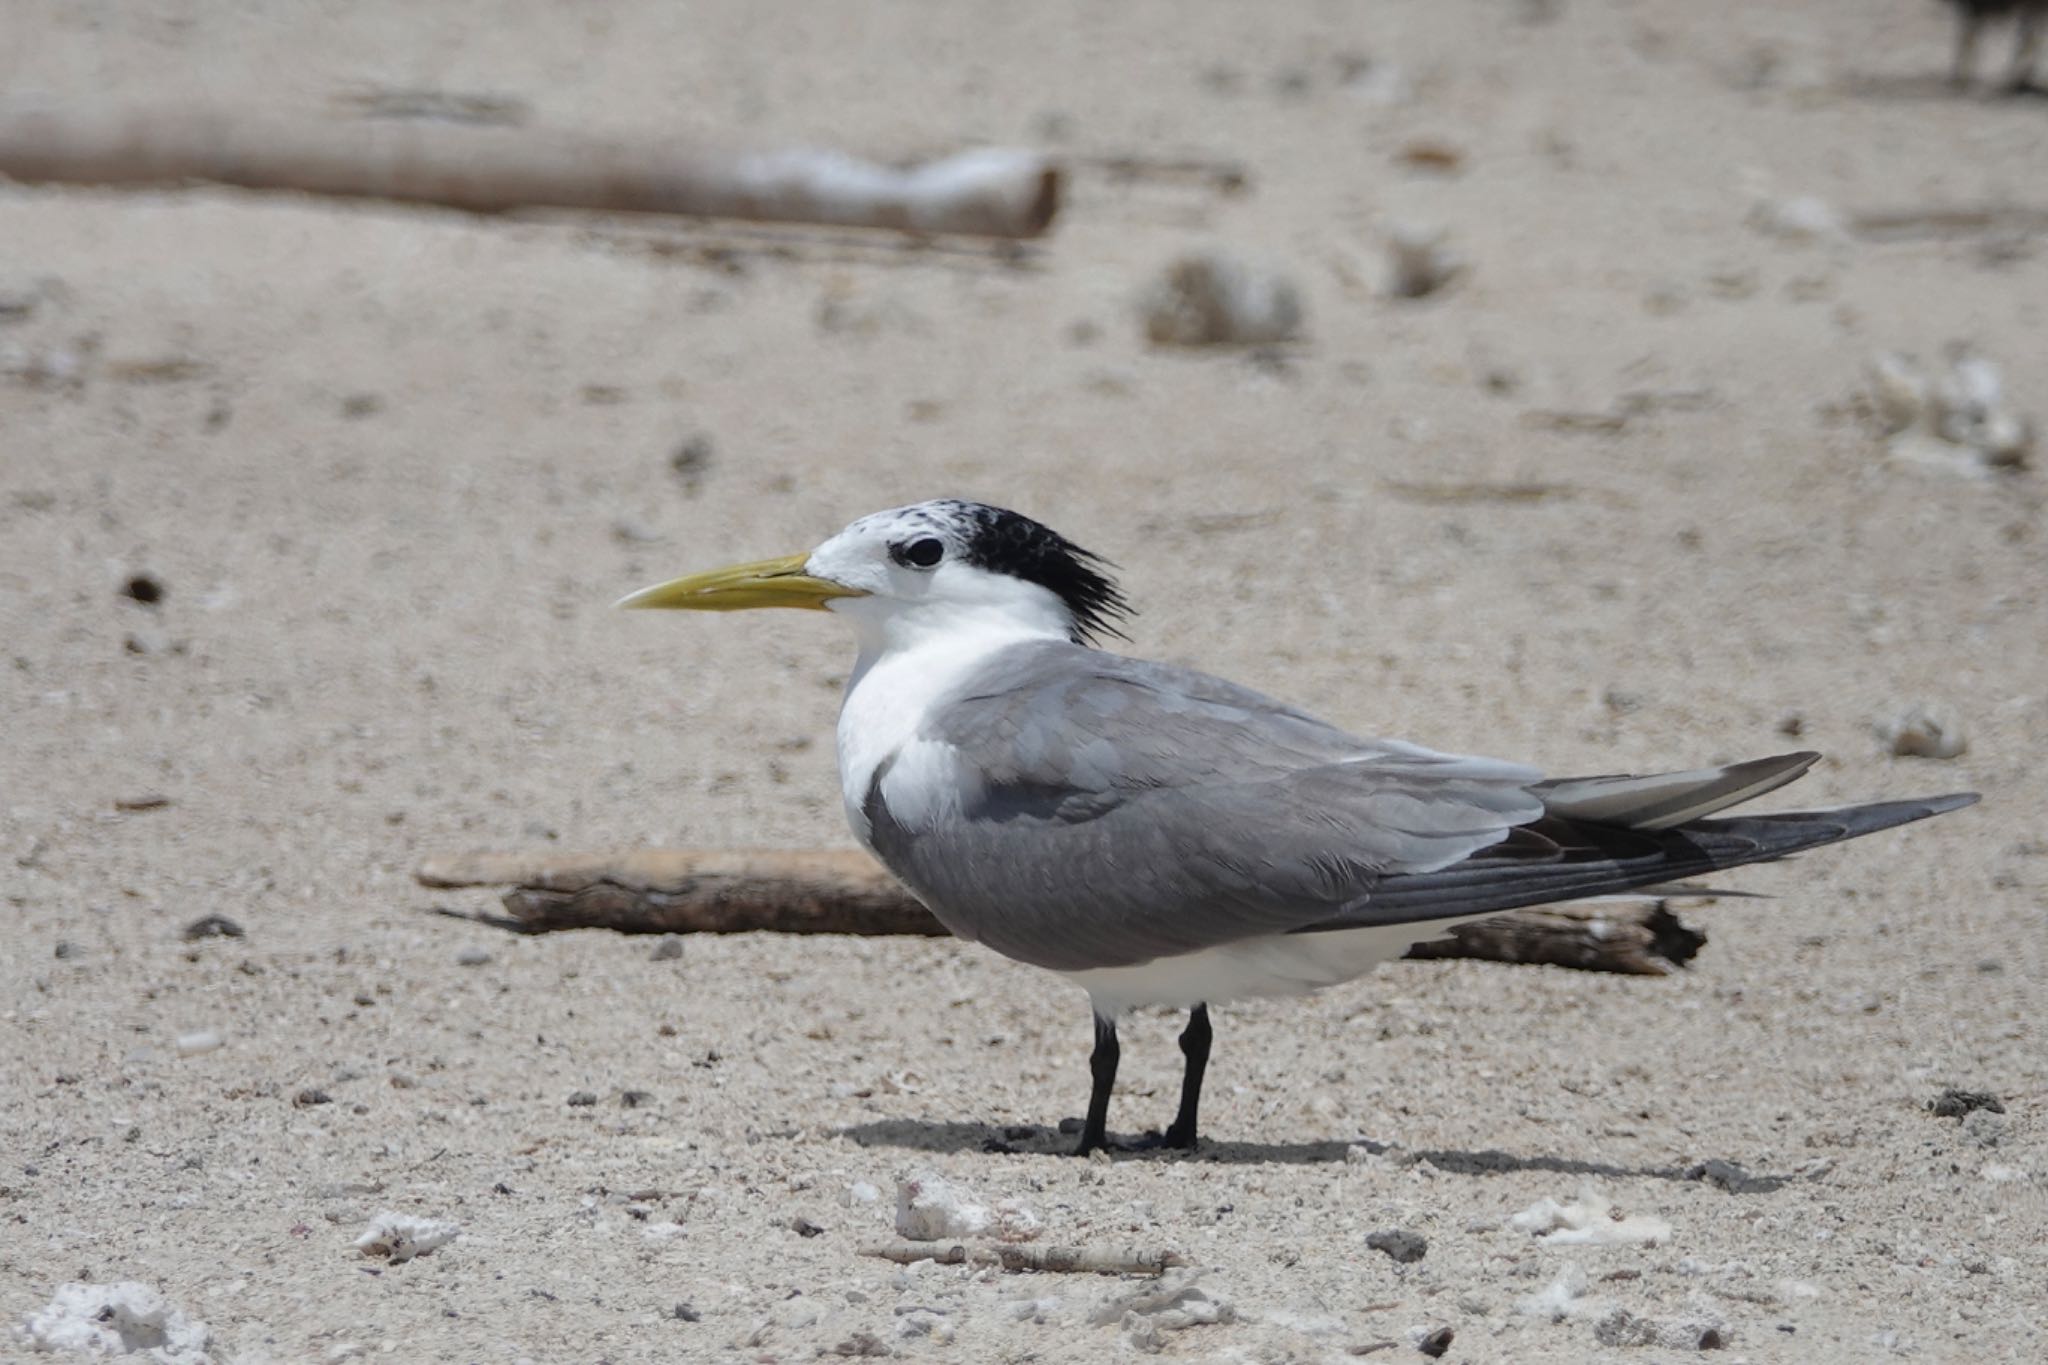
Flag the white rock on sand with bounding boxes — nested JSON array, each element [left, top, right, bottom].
[[352, 1211, 459, 1263], [1509, 1190, 1673, 1247], [19, 1281, 211, 1361]]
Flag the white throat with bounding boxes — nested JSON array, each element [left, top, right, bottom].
[[831, 593, 1070, 847]]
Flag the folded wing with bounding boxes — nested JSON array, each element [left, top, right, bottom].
[[865, 640, 1975, 974]]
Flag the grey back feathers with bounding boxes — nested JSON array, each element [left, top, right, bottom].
[[862, 639, 1978, 974]]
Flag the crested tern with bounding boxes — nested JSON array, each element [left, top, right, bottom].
[[621, 499, 1978, 1155]]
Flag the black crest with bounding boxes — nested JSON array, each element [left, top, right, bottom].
[[939, 501, 1132, 645]]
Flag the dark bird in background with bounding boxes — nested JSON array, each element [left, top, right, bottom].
[[1946, 0, 2045, 91]]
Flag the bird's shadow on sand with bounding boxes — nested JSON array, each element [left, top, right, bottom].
[[1833, 71, 2048, 104], [833, 1118, 1789, 1190]]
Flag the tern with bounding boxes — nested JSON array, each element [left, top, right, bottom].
[[621, 499, 1978, 1155]]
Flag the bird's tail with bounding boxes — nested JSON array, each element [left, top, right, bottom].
[[1301, 785, 1979, 932], [1533, 751, 1820, 830]]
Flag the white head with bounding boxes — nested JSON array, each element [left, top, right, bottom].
[[618, 499, 1131, 654]]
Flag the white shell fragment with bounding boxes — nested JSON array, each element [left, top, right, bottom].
[[173, 1030, 223, 1057], [20, 1281, 212, 1361], [353, 1210, 459, 1263], [989, 1195, 1043, 1243], [1594, 1305, 1731, 1350], [1509, 1190, 1672, 1246], [889, 1171, 1041, 1243], [1884, 703, 1968, 760], [1139, 251, 1303, 346], [894, 1170, 990, 1240], [1748, 194, 1845, 243], [1515, 1262, 1591, 1321], [1866, 348, 2034, 474]]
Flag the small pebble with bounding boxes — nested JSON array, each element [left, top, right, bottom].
[[832, 1331, 891, 1357], [454, 946, 492, 967], [53, 941, 83, 960], [566, 1090, 598, 1107], [650, 936, 685, 962], [620, 1089, 655, 1108], [1929, 1087, 2004, 1119], [1383, 222, 1462, 299], [174, 1031, 223, 1056], [670, 433, 715, 490], [294, 1088, 333, 1108], [1884, 703, 1967, 759], [1139, 251, 1302, 346], [115, 793, 172, 813], [119, 573, 165, 606], [181, 914, 244, 941], [1366, 1229, 1428, 1263], [672, 1303, 701, 1323], [1396, 138, 1465, 174], [1417, 1325, 1455, 1358]]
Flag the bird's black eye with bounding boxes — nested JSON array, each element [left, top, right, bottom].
[[893, 537, 945, 569]]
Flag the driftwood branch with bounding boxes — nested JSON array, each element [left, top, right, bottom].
[[0, 106, 1061, 238], [418, 848, 946, 937], [1403, 901, 1705, 975], [1849, 204, 2048, 243], [417, 848, 1706, 973], [858, 1241, 1187, 1275]]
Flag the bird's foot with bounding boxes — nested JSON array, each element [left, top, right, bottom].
[[1060, 1116, 1112, 1158], [1125, 1123, 1200, 1153], [1059, 1122, 1196, 1157], [1071, 1124, 1198, 1156]]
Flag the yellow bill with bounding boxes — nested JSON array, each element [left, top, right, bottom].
[[614, 553, 865, 612]]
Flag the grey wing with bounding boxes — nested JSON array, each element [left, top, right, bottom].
[[933, 641, 1538, 793], [866, 641, 1546, 972]]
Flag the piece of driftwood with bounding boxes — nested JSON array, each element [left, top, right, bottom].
[[1849, 204, 2048, 242], [858, 1241, 1187, 1275], [418, 848, 947, 937], [0, 106, 1061, 238], [417, 848, 1706, 973], [1403, 901, 1705, 975]]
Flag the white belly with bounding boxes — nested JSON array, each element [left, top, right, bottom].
[[1064, 914, 1506, 1016]]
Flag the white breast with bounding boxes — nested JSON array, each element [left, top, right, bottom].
[[835, 622, 1041, 847]]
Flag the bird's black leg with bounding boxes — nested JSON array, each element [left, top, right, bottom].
[[1161, 1004, 1212, 1150], [1074, 1013, 1119, 1156], [2010, 8, 2043, 93]]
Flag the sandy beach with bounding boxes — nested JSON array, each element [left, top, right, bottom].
[[4, 1, 2044, 1360]]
